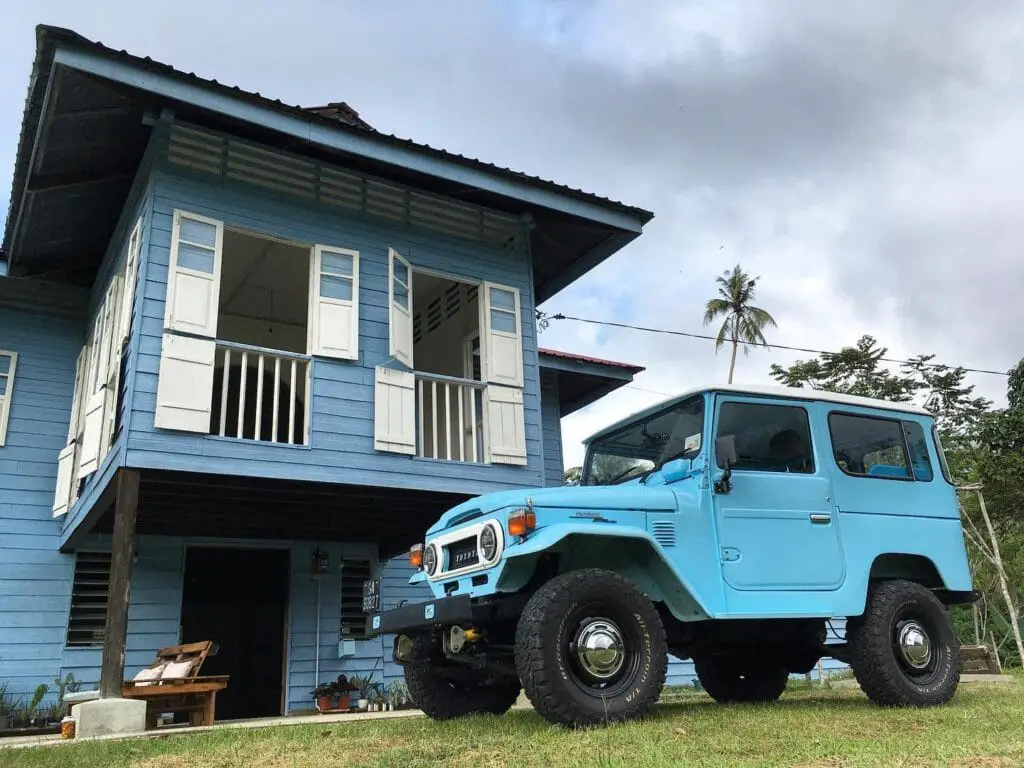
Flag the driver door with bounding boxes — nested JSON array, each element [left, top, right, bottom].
[[711, 395, 845, 591]]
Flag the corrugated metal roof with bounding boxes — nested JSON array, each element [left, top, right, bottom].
[[19, 25, 653, 223], [539, 348, 644, 373]]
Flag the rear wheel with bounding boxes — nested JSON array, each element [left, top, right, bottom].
[[403, 633, 521, 720], [515, 568, 668, 728], [694, 655, 789, 703], [848, 579, 960, 707]]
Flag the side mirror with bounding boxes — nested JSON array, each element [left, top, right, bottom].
[[661, 457, 692, 484], [715, 435, 738, 467]]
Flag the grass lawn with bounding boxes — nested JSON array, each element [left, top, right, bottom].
[[2, 677, 1022, 768]]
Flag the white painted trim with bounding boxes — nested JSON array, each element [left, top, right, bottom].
[[424, 519, 505, 582], [0, 350, 18, 447]]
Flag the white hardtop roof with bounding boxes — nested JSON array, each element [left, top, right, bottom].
[[583, 383, 931, 445]]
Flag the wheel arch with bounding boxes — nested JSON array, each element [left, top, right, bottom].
[[869, 553, 945, 589], [498, 527, 710, 621]]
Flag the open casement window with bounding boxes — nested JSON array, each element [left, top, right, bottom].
[[0, 350, 18, 448], [53, 346, 87, 516], [373, 366, 416, 454], [100, 277, 123, 453], [482, 283, 523, 388], [484, 384, 528, 465], [117, 216, 143, 346], [308, 245, 359, 360], [164, 210, 223, 338], [388, 248, 413, 368], [154, 334, 216, 433], [77, 290, 116, 479]]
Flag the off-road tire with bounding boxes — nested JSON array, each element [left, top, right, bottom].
[[403, 633, 521, 719], [515, 568, 668, 728], [847, 579, 960, 707], [694, 656, 789, 703]]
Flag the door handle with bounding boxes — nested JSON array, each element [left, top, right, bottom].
[[809, 513, 831, 524]]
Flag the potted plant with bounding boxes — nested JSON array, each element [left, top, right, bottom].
[[334, 674, 357, 711], [310, 682, 338, 712], [0, 681, 12, 731], [348, 675, 372, 711]]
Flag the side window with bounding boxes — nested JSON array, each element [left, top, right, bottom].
[[715, 401, 814, 473], [829, 413, 910, 479], [932, 425, 954, 484], [902, 421, 934, 482]]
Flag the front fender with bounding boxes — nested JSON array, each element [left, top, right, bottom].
[[500, 523, 711, 621]]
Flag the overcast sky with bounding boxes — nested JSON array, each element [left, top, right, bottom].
[[2, 1, 1020, 469]]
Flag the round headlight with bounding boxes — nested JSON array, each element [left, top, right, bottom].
[[479, 524, 498, 562], [423, 543, 438, 575]]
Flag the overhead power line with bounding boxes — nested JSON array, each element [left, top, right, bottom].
[[537, 311, 1011, 378]]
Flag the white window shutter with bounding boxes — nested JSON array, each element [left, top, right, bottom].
[[66, 346, 88, 445], [388, 248, 414, 369], [482, 282, 524, 388], [0, 351, 18, 448], [374, 366, 416, 455], [52, 444, 77, 516], [100, 279, 122, 456], [308, 245, 359, 360], [117, 217, 143, 345], [165, 210, 223, 338], [154, 333, 216, 432], [484, 384, 527, 465], [77, 389, 105, 478]]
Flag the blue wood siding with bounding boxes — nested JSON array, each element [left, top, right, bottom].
[[540, 370, 564, 487], [0, 307, 84, 701], [126, 163, 544, 495]]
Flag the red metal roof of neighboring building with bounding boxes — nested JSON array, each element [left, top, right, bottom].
[[538, 348, 645, 373]]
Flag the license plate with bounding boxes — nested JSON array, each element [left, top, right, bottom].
[[362, 578, 381, 613]]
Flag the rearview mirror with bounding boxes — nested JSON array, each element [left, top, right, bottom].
[[715, 435, 738, 468]]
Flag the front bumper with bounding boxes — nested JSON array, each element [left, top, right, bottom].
[[364, 594, 475, 637]]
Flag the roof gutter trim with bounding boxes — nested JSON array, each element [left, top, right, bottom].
[[52, 46, 647, 234]]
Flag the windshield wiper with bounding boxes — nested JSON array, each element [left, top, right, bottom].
[[604, 465, 649, 485]]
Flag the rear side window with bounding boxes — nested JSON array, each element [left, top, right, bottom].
[[932, 425, 954, 484], [716, 401, 814, 473], [828, 413, 911, 479], [902, 421, 934, 481]]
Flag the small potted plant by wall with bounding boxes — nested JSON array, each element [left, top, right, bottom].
[[0, 682, 12, 731], [348, 675, 371, 711], [311, 682, 339, 712], [334, 674, 357, 712]]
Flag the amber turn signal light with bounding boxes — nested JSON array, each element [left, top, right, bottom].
[[409, 543, 424, 568], [508, 509, 536, 537]]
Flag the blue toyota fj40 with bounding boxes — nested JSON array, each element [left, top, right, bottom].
[[365, 384, 976, 727]]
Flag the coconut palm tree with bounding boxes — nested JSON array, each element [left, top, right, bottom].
[[703, 264, 777, 384]]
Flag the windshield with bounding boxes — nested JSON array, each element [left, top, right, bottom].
[[581, 396, 705, 486]]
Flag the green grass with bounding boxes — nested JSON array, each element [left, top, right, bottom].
[[3, 676, 1022, 768]]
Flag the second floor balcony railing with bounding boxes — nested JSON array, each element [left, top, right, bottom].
[[415, 372, 486, 463]]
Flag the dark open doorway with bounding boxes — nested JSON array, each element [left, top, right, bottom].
[[179, 546, 290, 721]]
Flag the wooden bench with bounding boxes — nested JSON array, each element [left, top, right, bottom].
[[65, 641, 230, 728], [959, 644, 1001, 675]]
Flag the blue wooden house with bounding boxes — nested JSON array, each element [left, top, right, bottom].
[[0, 26, 653, 720]]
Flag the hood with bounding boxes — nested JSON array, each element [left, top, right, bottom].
[[426, 482, 678, 535]]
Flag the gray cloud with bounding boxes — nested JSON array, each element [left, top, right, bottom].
[[1, 0, 1019, 467]]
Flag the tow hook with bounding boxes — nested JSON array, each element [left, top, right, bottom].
[[394, 634, 415, 663], [446, 625, 482, 655]]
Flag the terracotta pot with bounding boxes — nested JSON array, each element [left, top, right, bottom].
[[338, 694, 351, 711], [317, 695, 335, 711]]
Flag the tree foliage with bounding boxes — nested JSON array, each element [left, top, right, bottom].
[[703, 264, 777, 384]]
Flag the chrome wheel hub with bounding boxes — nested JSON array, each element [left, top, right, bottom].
[[573, 619, 626, 680], [896, 620, 932, 670]]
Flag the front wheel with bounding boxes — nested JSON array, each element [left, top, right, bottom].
[[515, 568, 668, 728], [403, 633, 521, 720], [848, 579, 960, 707]]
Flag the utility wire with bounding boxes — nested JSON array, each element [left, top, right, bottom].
[[538, 311, 1011, 377]]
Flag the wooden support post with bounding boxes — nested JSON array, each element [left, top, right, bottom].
[[99, 469, 140, 698]]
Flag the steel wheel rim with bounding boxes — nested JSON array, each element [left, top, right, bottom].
[[563, 604, 641, 697]]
